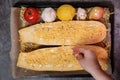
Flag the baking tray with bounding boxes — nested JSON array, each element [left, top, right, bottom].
[[10, 1, 114, 78]]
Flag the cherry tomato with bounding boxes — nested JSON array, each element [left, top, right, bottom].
[[24, 8, 40, 23], [89, 7, 104, 20]]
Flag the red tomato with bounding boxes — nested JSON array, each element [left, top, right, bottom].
[[89, 7, 104, 20], [24, 8, 40, 23]]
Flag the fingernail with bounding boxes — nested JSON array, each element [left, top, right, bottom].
[[75, 54, 78, 57]]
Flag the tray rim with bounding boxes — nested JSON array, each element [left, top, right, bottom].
[[10, 1, 114, 78]]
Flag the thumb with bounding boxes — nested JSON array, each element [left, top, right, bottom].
[[74, 53, 83, 60]]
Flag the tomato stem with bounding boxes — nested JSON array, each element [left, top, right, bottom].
[[28, 11, 32, 15]]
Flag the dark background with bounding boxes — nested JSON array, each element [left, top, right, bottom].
[[0, 0, 120, 80]]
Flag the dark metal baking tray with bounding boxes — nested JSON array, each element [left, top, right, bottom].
[[12, 1, 114, 78]]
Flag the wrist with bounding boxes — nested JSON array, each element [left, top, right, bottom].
[[90, 68, 112, 80], [88, 66, 102, 75], [90, 67, 102, 76]]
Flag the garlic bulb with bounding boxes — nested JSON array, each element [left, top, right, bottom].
[[41, 7, 56, 22], [76, 8, 87, 20]]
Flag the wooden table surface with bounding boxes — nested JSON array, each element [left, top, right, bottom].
[[0, 0, 120, 80]]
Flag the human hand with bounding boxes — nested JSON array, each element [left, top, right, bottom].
[[72, 47, 113, 80], [72, 47, 101, 74]]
